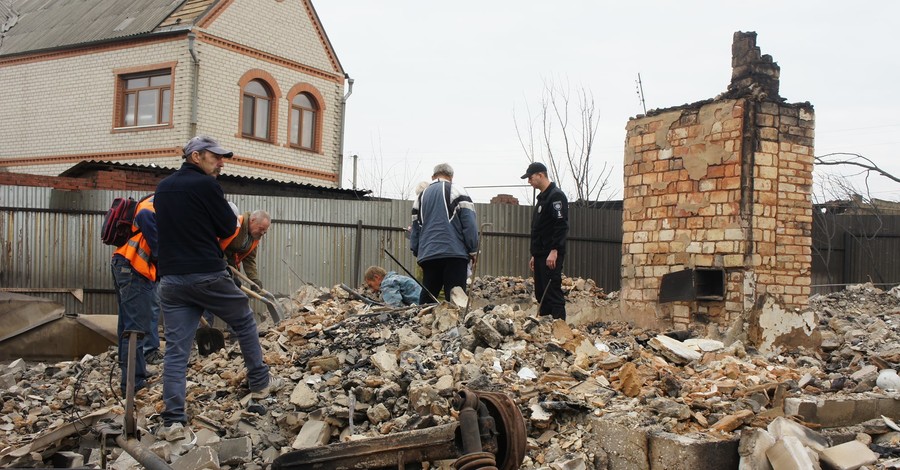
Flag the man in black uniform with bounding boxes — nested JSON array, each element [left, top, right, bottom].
[[521, 162, 569, 319]]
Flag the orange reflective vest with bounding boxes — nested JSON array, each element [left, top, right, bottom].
[[219, 214, 243, 250], [113, 197, 157, 281], [218, 214, 259, 267]]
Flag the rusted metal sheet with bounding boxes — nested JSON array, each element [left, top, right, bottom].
[[0, 288, 116, 360], [272, 389, 525, 470]]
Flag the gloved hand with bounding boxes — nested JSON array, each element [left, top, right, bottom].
[[231, 276, 242, 289], [250, 283, 261, 293]]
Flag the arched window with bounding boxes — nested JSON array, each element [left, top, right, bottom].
[[241, 79, 272, 141], [290, 93, 318, 150], [286, 83, 325, 153]]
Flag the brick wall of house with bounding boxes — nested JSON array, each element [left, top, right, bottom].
[[0, 40, 192, 163], [620, 33, 814, 331], [0, 0, 345, 187], [194, 43, 342, 184]]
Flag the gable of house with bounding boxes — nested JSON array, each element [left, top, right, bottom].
[[198, 0, 342, 78]]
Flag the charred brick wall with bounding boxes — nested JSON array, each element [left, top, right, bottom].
[[620, 32, 814, 330]]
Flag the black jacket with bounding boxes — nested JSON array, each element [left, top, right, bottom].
[[155, 163, 237, 276], [530, 182, 569, 256]]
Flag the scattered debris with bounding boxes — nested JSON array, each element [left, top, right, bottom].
[[1, 281, 900, 469]]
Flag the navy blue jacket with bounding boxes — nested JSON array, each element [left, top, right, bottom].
[[410, 179, 479, 262], [155, 163, 237, 276], [531, 182, 569, 256]]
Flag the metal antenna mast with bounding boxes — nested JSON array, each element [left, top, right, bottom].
[[636, 73, 647, 114]]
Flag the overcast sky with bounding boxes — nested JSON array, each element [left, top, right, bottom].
[[314, 1, 900, 204]]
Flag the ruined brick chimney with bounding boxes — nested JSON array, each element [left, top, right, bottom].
[[620, 32, 816, 353]]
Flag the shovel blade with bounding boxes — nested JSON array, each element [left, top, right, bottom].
[[264, 301, 283, 324], [195, 327, 225, 356]]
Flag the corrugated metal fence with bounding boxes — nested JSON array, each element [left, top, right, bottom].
[[0, 186, 623, 315], [4, 185, 899, 314], [811, 212, 900, 294]]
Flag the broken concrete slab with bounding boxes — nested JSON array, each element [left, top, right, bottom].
[[767, 417, 830, 453], [171, 445, 219, 470], [291, 419, 331, 449], [738, 428, 775, 470], [765, 435, 816, 470], [209, 436, 252, 466], [817, 439, 877, 470], [648, 432, 739, 470], [648, 335, 701, 364]]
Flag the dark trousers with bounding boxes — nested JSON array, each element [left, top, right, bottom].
[[534, 253, 566, 319], [418, 257, 468, 304]]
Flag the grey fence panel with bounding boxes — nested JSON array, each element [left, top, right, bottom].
[[811, 212, 900, 294], [2, 185, 625, 314]]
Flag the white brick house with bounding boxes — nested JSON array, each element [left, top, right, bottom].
[[0, 0, 348, 187]]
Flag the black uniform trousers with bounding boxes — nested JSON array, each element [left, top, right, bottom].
[[534, 252, 566, 319]]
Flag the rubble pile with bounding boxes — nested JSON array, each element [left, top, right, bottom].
[[1, 280, 900, 469]]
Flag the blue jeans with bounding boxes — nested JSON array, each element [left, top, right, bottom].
[[159, 270, 269, 425], [143, 293, 160, 357], [111, 256, 154, 394]]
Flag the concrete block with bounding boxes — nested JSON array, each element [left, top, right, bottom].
[[648, 431, 739, 470], [171, 445, 219, 470], [738, 428, 775, 470], [877, 397, 900, 420], [815, 399, 856, 428], [766, 436, 815, 470], [783, 397, 817, 422], [767, 417, 829, 452], [818, 439, 877, 470], [292, 419, 332, 449], [592, 419, 649, 470], [210, 436, 251, 465]]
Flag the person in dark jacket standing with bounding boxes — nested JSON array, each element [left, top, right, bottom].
[[153, 136, 281, 440], [522, 162, 569, 319], [410, 163, 479, 304]]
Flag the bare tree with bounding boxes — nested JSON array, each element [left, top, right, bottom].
[[812, 154, 899, 292], [515, 78, 614, 207], [357, 135, 421, 200]]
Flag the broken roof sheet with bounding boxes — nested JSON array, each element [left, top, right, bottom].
[[0, 0, 200, 57], [62, 160, 372, 199]]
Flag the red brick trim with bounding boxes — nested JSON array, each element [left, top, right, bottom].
[[197, 0, 234, 28], [197, 31, 342, 83], [301, 0, 344, 75], [0, 147, 182, 167], [0, 35, 184, 68], [231, 155, 336, 182]]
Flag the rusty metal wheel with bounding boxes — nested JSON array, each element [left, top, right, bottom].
[[475, 390, 527, 470]]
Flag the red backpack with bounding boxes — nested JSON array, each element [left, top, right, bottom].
[[101, 195, 152, 247]]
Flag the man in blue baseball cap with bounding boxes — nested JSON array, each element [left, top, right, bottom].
[[153, 135, 283, 440]]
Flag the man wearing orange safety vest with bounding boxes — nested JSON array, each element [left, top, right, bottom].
[[110, 195, 158, 395], [220, 210, 271, 290]]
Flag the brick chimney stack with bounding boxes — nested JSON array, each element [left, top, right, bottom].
[[728, 31, 781, 100]]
